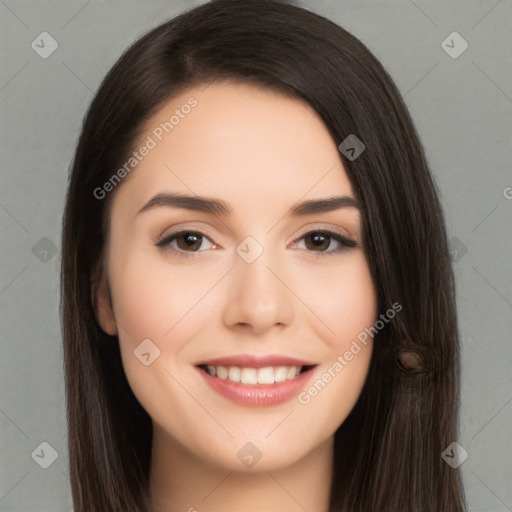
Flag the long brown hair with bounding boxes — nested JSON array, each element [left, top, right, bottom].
[[61, 0, 466, 510]]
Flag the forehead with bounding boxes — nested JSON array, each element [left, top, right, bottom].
[[112, 81, 355, 218]]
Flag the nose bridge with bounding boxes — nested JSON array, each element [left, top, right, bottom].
[[221, 236, 294, 333]]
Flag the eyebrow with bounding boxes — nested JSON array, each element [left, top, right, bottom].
[[136, 192, 360, 217]]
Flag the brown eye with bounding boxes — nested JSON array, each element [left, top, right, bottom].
[[155, 230, 215, 255], [175, 232, 203, 251], [298, 230, 357, 254], [304, 232, 331, 251]]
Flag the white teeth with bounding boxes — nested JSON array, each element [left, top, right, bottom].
[[287, 367, 298, 379], [274, 366, 289, 383], [241, 368, 258, 384], [257, 366, 275, 384], [228, 366, 241, 382], [216, 365, 228, 379], [203, 364, 304, 384]]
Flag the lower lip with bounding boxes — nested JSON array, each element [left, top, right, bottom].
[[196, 367, 317, 407]]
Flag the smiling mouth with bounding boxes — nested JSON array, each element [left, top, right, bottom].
[[197, 364, 316, 385]]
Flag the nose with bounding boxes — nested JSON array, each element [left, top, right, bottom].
[[221, 249, 295, 336]]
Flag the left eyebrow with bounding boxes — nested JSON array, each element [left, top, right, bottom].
[[136, 192, 360, 217], [289, 195, 360, 215]]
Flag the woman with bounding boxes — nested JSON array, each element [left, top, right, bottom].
[[61, 0, 466, 510]]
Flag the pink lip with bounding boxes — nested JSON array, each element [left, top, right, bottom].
[[195, 365, 318, 407], [195, 353, 316, 368]]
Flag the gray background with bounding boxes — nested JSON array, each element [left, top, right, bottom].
[[0, 0, 511, 510]]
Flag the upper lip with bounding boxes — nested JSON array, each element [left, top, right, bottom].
[[195, 353, 317, 368]]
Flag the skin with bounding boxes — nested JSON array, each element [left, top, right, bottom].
[[95, 81, 378, 512]]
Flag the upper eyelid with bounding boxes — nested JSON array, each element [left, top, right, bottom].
[[155, 225, 216, 246], [157, 220, 355, 237]]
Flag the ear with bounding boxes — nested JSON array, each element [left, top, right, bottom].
[[91, 264, 118, 336]]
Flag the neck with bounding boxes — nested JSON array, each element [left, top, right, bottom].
[[149, 425, 333, 512]]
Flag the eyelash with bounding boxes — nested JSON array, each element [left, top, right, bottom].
[[155, 228, 358, 258]]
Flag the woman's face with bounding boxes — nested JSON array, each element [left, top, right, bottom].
[[95, 81, 377, 471]]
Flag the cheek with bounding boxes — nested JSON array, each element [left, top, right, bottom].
[[106, 245, 229, 401], [293, 252, 378, 348], [290, 252, 376, 423], [105, 249, 218, 425], [296, 343, 372, 445], [108, 248, 216, 343]]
